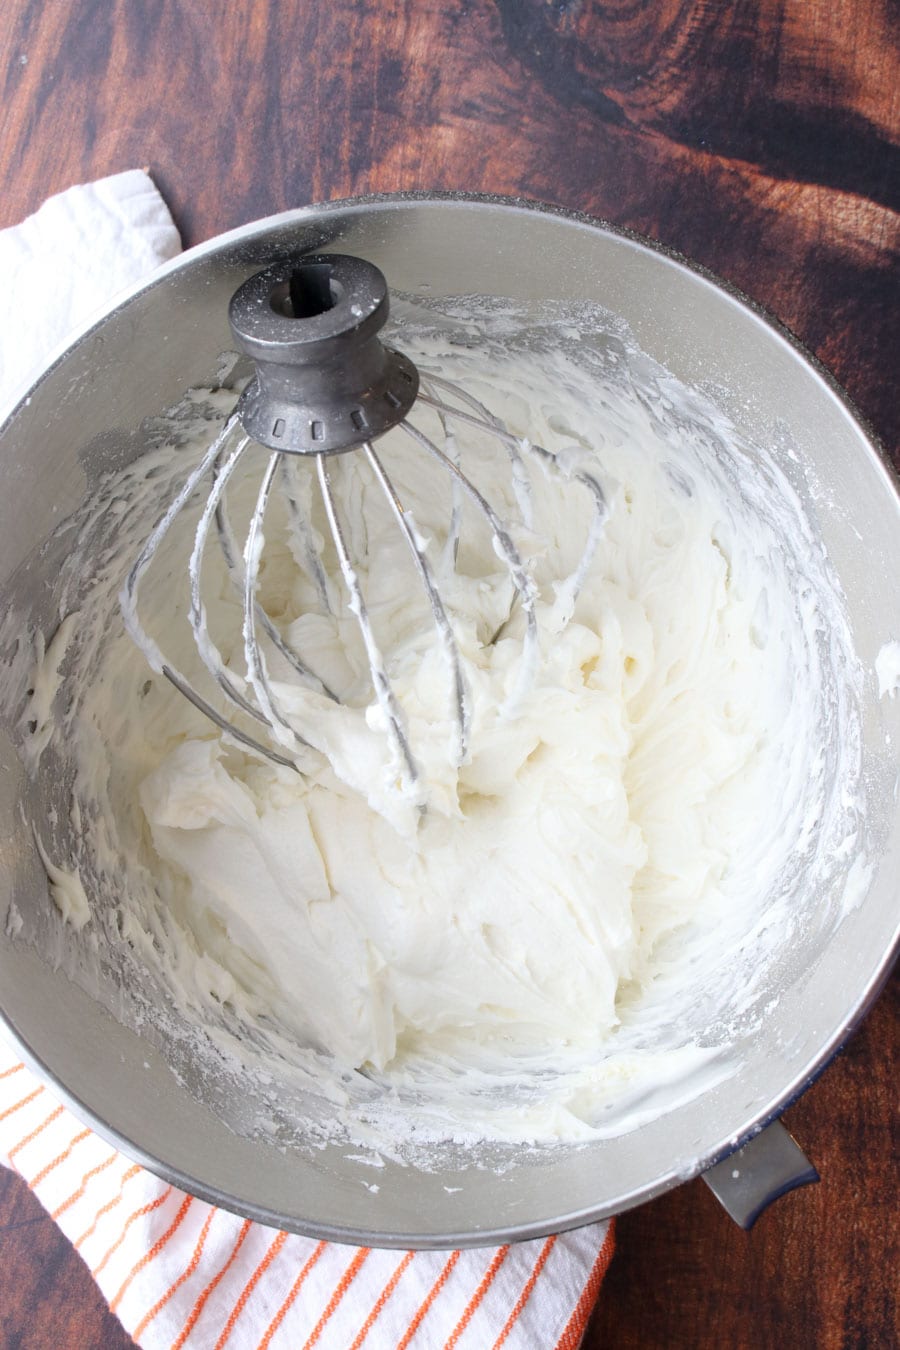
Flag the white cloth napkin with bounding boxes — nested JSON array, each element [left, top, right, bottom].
[[0, 169, 181, 409], [0, 174, 613, 1348]]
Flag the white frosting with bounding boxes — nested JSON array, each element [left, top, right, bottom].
[[33, 831, 91, 930], [11, 309, 867, 1156], [876, 640, 900, 698], [21, 611, 80, 768], [134, 393, 772, 1078]]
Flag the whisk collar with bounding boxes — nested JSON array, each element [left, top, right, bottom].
[[228, 253, 419, 456]]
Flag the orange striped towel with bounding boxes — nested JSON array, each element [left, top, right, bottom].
[[0, 1041, 614, 1348]]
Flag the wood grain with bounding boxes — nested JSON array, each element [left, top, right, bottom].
[[0, 1165, 133, 1348], [0, 1, 897, 1346], [2, 0, 898, 459], [588, 971, 900, 1349]]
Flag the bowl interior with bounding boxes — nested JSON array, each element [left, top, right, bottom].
[[0, 197, 897, 1244]]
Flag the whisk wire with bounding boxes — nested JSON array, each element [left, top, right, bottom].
[[315, 452, 420, 792], [121, 415, 238, 676], [242, 454, 313, 756], [120, 414, 298, 768], [398, 414, 540, 711], [421, 374, 535, 530], [419, 386, 463, 574], [363, 440, 470, 764], [280, 455, 336, 616], [210, 449, 340, 702], [188, 430, 265, 722], [418, 382, 608, 610]]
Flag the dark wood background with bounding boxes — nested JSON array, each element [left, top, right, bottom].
[[1, 1, 897, 1346]]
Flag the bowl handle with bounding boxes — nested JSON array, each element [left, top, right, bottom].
[[701, 1119, 819, 1228]]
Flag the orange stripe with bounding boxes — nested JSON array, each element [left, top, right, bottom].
[[52, 1150, 119, 1220], [492, 1235, 558, 1349], [0, 1085, 43, 1122], [349, 1250, 415, 1350], [110, 1193, 194, 1312], [302, 1246, 370, 1350], [132, 1207, 216, 1339], [74, 1163, 142, 1248], [171, 1218, 253, 1350], [446, 1245, 511, 1349], [257, 1240, 327, 1350], [396, 1249, 461, 1350], [29, 1128, 91, 1188], [7, 1104, 64, 1161], [553, 1221, 616, 1350], [212, 1230, 289, 1350], [0, 1063, 25, 1080], [92, 1186, 173, 1277]]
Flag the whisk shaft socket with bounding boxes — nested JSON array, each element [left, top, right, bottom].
[[228, 254, 419, 456]]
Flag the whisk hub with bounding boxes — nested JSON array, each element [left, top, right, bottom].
[[228, 254, 419, 456]]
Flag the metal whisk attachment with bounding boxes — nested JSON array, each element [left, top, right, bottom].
[[121, 254, 607, 790]]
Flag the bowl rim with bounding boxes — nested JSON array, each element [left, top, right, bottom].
[[1, 190, 897, 1246]]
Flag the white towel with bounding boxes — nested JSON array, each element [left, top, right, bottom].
[[0, 169, 181, 409]]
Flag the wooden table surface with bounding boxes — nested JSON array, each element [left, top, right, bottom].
[[1, 2, 897, 1347]]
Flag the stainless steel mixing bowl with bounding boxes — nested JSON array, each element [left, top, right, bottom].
[[0, 194, 897, 1246]]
